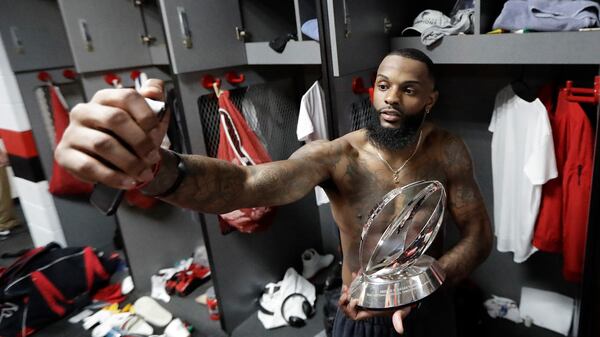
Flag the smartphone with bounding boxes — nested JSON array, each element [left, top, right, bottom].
[[90, 96, 167, 215], [90, 185, 125, 216]]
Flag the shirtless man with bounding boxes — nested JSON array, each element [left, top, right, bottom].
[[55, 48, 492, 336]]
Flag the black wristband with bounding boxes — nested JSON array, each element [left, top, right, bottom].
[[152, 150, 187, 198]]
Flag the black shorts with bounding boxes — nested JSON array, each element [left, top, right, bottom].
[[332, 287, 456, 337], [332, 309, 401, 337]]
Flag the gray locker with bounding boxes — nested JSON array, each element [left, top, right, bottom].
[[0, 0, 73, 72], [141, 2, 170, 65], [325, 0, 396, 77], [159, 0, 247, 74], [58, 0, 154, 73]]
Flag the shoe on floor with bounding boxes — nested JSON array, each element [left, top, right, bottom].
[[302, 248, 334, 279], [1, 222, 21, 237], [134, 296, 173, 327]]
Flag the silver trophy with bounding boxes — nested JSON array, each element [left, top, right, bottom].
[[349, 180, 446, 309]]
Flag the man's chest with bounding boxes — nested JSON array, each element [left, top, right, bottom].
[[330, 153, 447, 232]]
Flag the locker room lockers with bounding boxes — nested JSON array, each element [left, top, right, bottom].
[[0, 0, 598, 336]]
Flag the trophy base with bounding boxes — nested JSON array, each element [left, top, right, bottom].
[[349, 255, 446, 309]]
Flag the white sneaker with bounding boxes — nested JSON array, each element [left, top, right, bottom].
[[301, 248, 334, 279], [134, 296, 173, 327], [164, 318, 191, 337]]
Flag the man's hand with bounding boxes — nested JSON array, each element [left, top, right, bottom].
[[54, 79, 169, 189], [338, 283, 412, 334]]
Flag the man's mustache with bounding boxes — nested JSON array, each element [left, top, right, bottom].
[[378, 107, 404, 116]]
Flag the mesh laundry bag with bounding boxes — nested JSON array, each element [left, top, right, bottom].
[[47, 85, 93, 196], [216, 90, 275, 234]]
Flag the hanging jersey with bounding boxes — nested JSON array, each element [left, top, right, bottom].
[[489, 85, 557, 263], [216, 90, 275, 234], [532, 84, 564, 253]]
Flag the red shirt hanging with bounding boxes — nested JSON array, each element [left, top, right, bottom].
[[48, 85, 93, 196], [534, 88, 593, 282], [216, 90, 275, 234]]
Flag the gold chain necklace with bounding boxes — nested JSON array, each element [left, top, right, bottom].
[[375, 131, 423, 184]]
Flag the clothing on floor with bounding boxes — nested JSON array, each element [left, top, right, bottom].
[[483, 295, 523, 323], [489, 85, 557, 263], [257, 268, 316, 330]]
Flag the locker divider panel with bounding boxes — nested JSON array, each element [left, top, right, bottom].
[[578, 67, 600, 337]]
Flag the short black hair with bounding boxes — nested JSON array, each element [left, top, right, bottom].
[[386, 48, 436, 89]]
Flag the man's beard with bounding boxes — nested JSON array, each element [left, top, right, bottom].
[[366, 107, 425, 151]]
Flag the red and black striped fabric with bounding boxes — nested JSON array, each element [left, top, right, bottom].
[[0, 129, 45, 182]]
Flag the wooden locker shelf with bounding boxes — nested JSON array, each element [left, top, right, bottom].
[[391, 31, 600, 64]]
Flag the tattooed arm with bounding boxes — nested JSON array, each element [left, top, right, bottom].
[[141, 140, 340, 213], [52, 80, 339, 214], [438, 133, 493, 284]]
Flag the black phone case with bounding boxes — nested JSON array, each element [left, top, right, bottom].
[[89, 184, 125, 216]]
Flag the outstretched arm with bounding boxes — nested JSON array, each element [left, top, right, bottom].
[[142, 140, 339, 213], [55, 79, 340, 213], [438, 133, 493, 283]]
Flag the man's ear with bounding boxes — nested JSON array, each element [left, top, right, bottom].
[[426, 90, 439, 113]]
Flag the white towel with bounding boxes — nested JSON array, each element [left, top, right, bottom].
[[257, 268, 316, 329]]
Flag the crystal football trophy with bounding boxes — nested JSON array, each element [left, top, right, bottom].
[[349, 180, 446, 309]]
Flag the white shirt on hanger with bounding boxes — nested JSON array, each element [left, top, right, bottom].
[[297, 81, 330, 205], [489, 85, 557, 263]]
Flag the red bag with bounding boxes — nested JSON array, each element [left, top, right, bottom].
[[48, 85, 93, 196], [216, 91, 275, 234]]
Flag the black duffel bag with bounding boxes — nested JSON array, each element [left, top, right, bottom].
[[0, 242, 119, 337]]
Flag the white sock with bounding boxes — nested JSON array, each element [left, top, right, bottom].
[[151, 275, 171, 303]]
